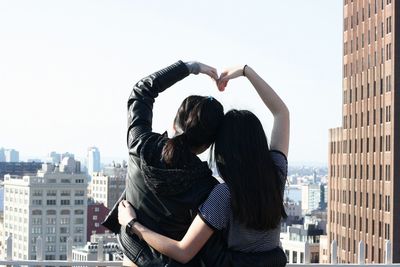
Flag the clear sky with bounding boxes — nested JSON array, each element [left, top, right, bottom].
[[0, 0, 343, 165]]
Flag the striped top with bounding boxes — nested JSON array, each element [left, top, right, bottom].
[[198, 150, 287, 252]]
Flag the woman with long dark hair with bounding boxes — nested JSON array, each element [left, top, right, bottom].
[[118, 64, 290, 267], [102, 60, 225, 266]]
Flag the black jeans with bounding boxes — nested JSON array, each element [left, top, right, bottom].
[[199, 231, 287, 267]]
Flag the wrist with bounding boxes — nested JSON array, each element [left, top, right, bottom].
[[185, 61, 200, 75], [243, 65, 248, 77], [126, 218, 138, 236]]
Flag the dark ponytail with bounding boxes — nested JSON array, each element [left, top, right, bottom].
[[162, 133, 193, 167], [162, 95, 224, 168]]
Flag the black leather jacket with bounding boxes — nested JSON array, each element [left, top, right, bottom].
[[117, 61, 218, 266]]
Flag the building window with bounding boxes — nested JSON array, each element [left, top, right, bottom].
[[385, 195, 391, 212], [46, 236, 56, 243], [387, 16, 392, 34], [46, 218, 56, 225], [386, 135, 391, 151], [61, 200, 70, 205], [75, 190, 85, 196], [386, 43, 392, 60], [31, 227, 41, 234], [75, 199, 84, 205], [32, 200, 42, 205], [74, 209, 84, 215], [60, 218, 70, 225], [372, 220, 375, 235], [45, 255, 56, 260], [385, 164, 391, 181], [60, 227, 69, 234], [47, 190, 57, 196], [386, 75, 392, 92], [60, 190, 70, 196], [60, 210, 70, 215], [46, 209, 56, 215], [46, 200, 56, 206], [384, 223, 390, 239], [46, 227, 56, 234], [32, 190, 42, 197], [75, 218, 84, 224], [386, 106, 391, 122]]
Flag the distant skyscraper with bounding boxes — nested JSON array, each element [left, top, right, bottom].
[[3, 159, 87, 261], [61, 152, 75, 161], [4, 149, 19, 162], [328, 0, 399, 263], [0, 148, 5, 162], [87, 147, 101, 175], [47, 152, 61, 164]]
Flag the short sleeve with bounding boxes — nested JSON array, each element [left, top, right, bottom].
[[198, 183, 231, 231], [270, 150, 288, 179]]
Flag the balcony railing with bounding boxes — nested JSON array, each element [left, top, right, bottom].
[[2, 236, 400, 266]]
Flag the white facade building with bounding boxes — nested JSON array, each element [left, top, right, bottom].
[[3, 159, 87, 260], [87, 147, 101, 176], [72, 240, 121, 262], [301, 184, 321, 215], [281, 223, 323, 264], [88, 163, 126, 209]]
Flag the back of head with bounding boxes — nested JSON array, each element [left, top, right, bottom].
[[162, 96, 224, 168], [213, 110, 287, 230]]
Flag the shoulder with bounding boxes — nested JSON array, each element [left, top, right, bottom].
[[269, 150, 288, 178], [137, 132, 168, 162], [207, 183, 231, 202], [198, 183, 231, 231]]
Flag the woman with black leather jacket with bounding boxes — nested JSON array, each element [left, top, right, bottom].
[[102, 60, 224, 266]]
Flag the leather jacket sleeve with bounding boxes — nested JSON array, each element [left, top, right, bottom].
[[126, 61, 190, 156]]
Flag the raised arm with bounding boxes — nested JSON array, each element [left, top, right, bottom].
[[127, 61, 188, 155], [127, 61, 218, 156], [217, 65, 290, 156], [118, 200, 213, 264]]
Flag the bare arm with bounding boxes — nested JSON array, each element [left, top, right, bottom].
[[217, 65, 290, 156], [118, 201, 213, 264]]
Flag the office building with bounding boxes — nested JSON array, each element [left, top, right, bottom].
[[302, 184, 321, 215], [281, 216, 325, 264], [87, 147, 101, 176], [4, 149, 19, 163], [3, 158, 87, 260], [86, 201, 110, 241], [328, 0, 399, 263], [88, 163, 126, 209]]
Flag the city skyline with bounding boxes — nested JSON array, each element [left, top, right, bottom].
[[0, 1, 342, 165]]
